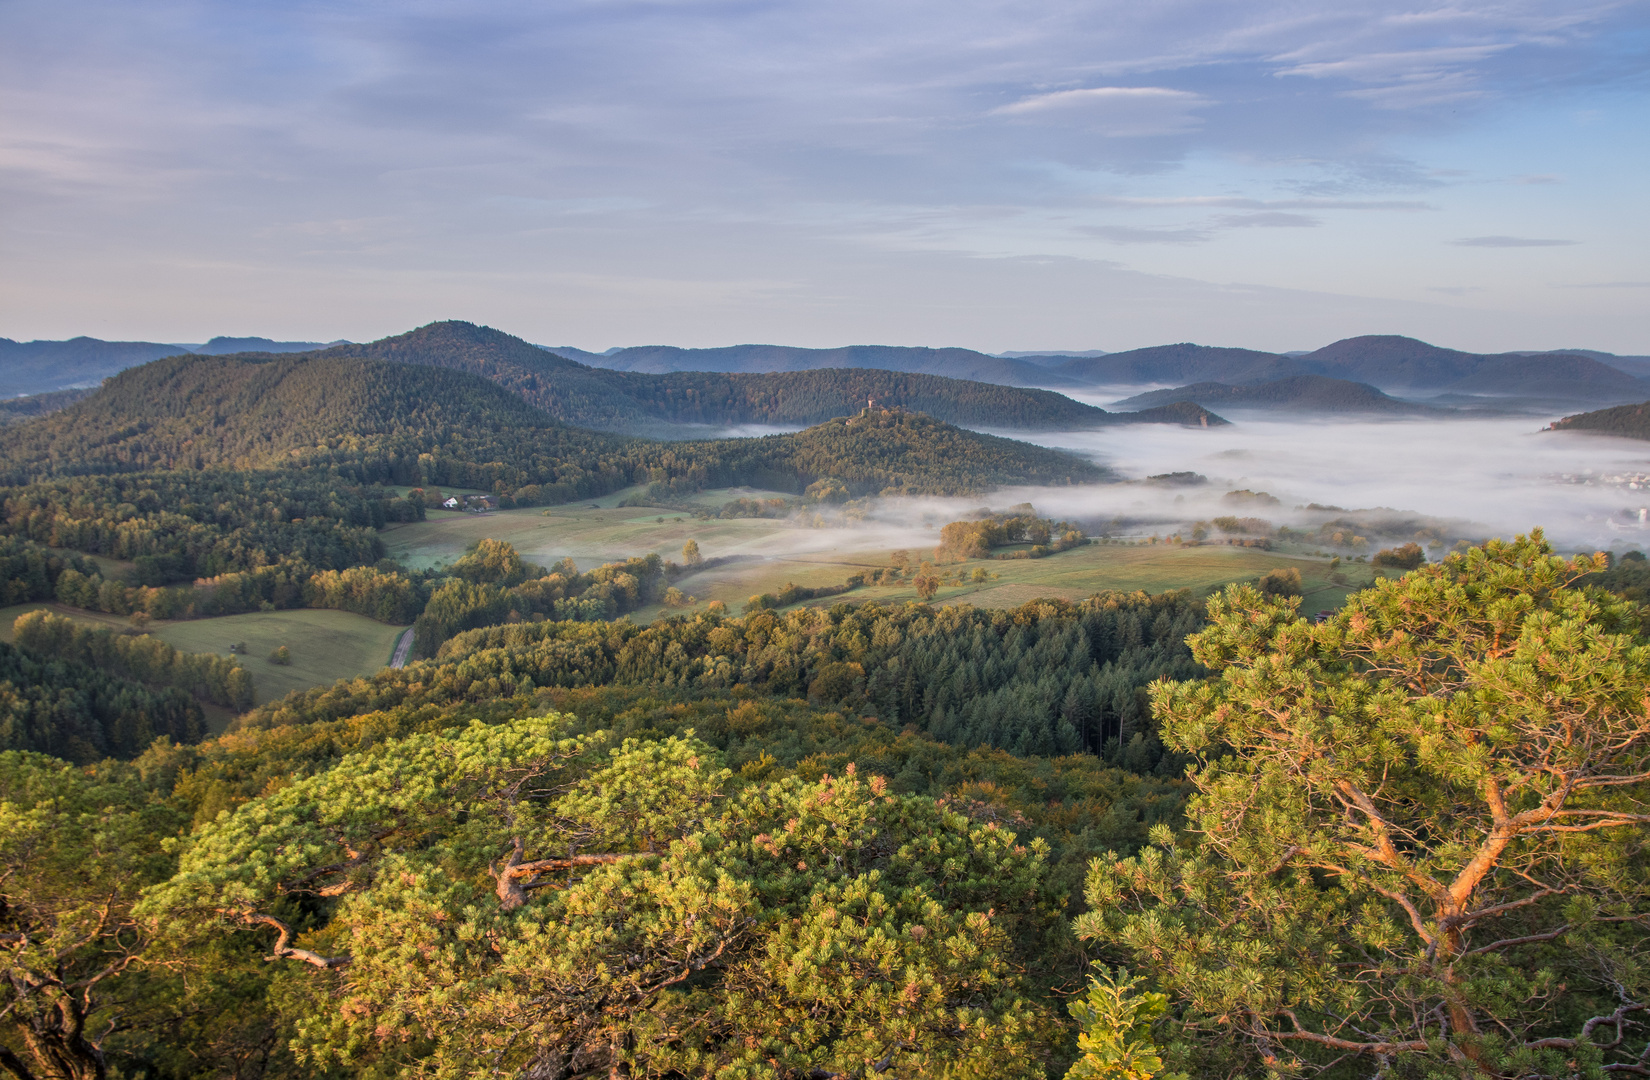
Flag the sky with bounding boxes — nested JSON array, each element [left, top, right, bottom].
[[3, 0, 1648, 353]]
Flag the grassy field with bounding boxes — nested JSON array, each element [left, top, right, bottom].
[[774, 543, 1375, 617], [156, 610, 407, 705], [0, 603, 407, 707], [382, 490, 823, 573], [382, 492, 1387, 622]]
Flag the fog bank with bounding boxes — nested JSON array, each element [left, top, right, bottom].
[[1002, 417, 1650, 552]]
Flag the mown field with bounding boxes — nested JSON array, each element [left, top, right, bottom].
[[0, 603, 407, 707]]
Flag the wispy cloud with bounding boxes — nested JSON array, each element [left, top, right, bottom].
[[990, 87, 1208, 136], [1449, 236, 1579, 247]]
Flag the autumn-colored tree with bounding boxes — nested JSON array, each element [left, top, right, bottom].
[[1256, 565, 1302, 597], [146, 714, 1061, 1077], [682, 538, 703, 565], [451, 537, 530, 586], [1076, 533, 1650, 1077]]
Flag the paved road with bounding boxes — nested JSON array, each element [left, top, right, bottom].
[[389, 627, 414, 668]]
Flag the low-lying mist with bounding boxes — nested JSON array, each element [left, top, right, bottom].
[[999, 416, 1650, 553], [670, 412, 1650, 560]]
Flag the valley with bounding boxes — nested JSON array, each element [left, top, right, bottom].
[[2, 317, 1647, 1079]]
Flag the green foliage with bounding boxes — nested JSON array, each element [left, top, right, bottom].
[[0, 753, 188, 1077], [1256, 565, 1302, 596], [0, 639, 204, 761], [1065, 967, 1186, 1080], [147, 714, 1063, 1076], [935, 509, 1086, 561], [1, 468, 415, 570], [742, 577, 857, 613], [243, 592, 1204, 765], [0, 535, 98, 604], [12, 609, 253, 709], [0, 386, 96, 425], [1579, 551, 1650, 604], [412, 550, 665, 656], [268, 644, 291, 665], [302, 563, 423, 623], [1371, 540, 1426, 569], [448, 536, 530, 586], [698, 409, 1103, 497], [1074, 532, 1650, 1077]]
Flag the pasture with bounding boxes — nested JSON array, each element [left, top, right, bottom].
[[0, 603, 407, 708]]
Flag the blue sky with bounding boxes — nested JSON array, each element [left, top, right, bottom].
[[2, 0, 1647, 352]]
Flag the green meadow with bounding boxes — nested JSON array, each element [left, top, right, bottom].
[[381, 490, 1369, 623], [0, 603, 407, 707]]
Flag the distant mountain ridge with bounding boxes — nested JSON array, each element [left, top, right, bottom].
[[187, 336, 344, 355], [315, 321, 1221, 434], [0, 335, 348, 396], [1112, 374, 1446, 415], [1063, 335, 1648, 408], [1056, 344, 1301, 386], [9, 327, 1645, 410], [546, 342, 1077, 387]]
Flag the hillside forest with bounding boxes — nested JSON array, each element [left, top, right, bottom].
[[0, 334, 1646, 1079]]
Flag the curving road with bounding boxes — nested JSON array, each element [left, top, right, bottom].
[[388, 627, 414, 668]]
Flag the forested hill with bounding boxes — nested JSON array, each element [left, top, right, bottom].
[[691, 409, 1105, 495], [0, 337, 190, 396], [1056, 344, 1301, 386], [1300, 335, 1645, 398], [0, 336, 343, 396], [316, 321, 1207, 433], [1112, 374, 1445, 415], [0, 350, 1102, 496], [1046, 335, 1648, 404], [0, 350, 628, 484], [1547, 400, 1650, 439]]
